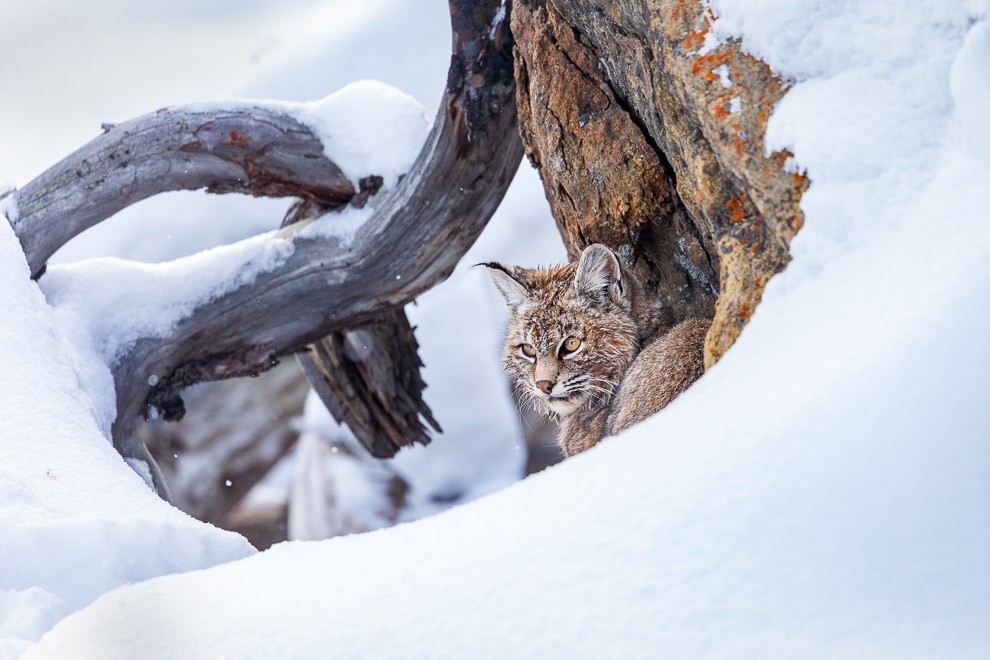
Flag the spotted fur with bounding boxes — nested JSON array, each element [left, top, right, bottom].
[[482, 244, 709, 456]]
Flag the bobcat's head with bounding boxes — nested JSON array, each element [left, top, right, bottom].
[[482, 244, 639, 418]]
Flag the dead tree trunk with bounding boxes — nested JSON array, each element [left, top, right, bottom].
[[511, 0, 808, 365], [4, 0, 519, 495]]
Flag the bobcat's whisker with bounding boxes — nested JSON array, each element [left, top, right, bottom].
[[582, 385, 615, 399], [586, 376, 618, 388]]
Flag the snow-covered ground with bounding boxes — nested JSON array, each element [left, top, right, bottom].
[[1, 0, 561, 655], [0, 216, 256, 659], [4, 0, 990, 656]]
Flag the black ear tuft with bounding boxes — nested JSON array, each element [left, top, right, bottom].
[[477, 262, 530, 309]]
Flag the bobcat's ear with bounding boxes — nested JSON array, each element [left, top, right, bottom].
[[478, 262, 530, 310], [575, 244, 624, 305]]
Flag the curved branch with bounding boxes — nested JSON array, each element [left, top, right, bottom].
[[93, 0, 520, 456], [12, 106, 356, 278]]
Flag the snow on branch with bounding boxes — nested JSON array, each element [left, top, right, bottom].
[[12, 104, 358, 280]]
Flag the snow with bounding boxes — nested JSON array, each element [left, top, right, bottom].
[[0, 189, 17, 225], [3, 0, 560, 654], [288, 81, 430, 190], [38, 231, 295, 368], [714, 62, 732, 87], [185, 80, 431, 190], [288, 394, 402, 539], [489, 0, 507, 39], [298, 204, 373, 243], [6, 0, 990, 657], [0, 220, 254, 659], [950, 14, 990, 159], [0, 589, 67, 660]]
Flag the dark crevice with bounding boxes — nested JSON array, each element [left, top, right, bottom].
[[543, 3, 719, 286], [567, 29, 720, 296]]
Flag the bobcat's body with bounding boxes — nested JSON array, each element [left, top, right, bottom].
[[483, 245, 708, 456]]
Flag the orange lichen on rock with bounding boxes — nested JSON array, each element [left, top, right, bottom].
[[726, 194, 748, 222], [691, 50, 732, 81], [683, 27, 707, 49], [712, 94, 733, 119]]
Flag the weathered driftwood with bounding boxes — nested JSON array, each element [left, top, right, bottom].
[[7, 0, 521, 475], [280, 200, 441, 459], [12, 107, 357, 280], [298, 308, 441, 459]]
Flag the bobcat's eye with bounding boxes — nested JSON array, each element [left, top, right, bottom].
[[560, 336, 582, 357], [520, 343, 537, 358]]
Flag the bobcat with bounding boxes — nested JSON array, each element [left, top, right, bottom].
[[482, 244, 709, 456]]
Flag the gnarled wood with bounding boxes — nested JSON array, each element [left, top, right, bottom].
[[298, 309, 441, 459], [126, 0, 518, 459], [281, 202, 441, 459], [5, 0, 519, 477], [12, 107, 357, 279]]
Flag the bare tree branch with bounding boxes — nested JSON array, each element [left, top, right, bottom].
[[12, 107, 357, 279]]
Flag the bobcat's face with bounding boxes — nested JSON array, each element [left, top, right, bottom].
[[483, 245, 639, 419], [505, 297, 637, 417]]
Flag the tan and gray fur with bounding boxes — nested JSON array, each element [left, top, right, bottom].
[[483, 244, 709, 456]]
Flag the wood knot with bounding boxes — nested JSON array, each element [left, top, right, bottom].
[[226, 130, 251, 149]]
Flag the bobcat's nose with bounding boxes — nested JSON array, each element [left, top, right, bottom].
[[535, 380, 555, 395]]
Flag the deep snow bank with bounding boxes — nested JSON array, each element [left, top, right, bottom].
[[26, 0, 990, 657], [3, 1, 561, 656], [0, 219, 254, 658]]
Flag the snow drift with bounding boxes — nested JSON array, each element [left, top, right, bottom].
[[7, 0, 990, 657]]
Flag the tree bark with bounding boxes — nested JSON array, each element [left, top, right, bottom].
[[297, 309, 441, 459], [512, 0, 808, 365]]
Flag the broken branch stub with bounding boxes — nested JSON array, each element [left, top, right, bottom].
[[298, 308, 442, 459]]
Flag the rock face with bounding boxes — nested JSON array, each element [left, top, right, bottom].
[[511, 0, 808, 366]]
